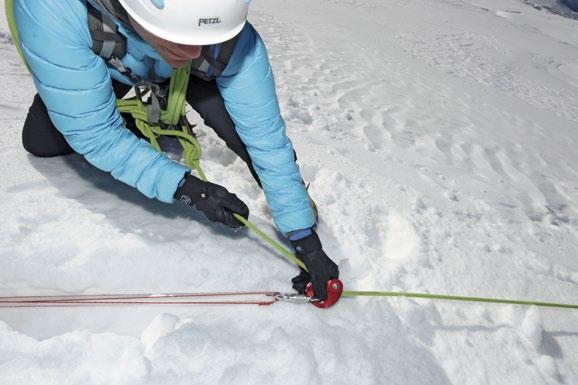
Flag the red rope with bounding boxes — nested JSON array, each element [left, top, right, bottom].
[[0, 291, 279, 307]]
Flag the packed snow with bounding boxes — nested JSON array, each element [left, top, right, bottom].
[[1, 0, 577, 384]]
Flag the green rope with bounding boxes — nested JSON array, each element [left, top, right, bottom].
[[232, 202, 578, 311], [120, 62, 578, 312], [164, 66, 189, 126], [116, 63, 206, 180], [342, 291, 578, 310], [9, 0, 573, 311], [233, 215, 306, 270]]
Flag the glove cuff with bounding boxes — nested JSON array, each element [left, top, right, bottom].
[[289, 229, 322, 255], [174, 173, 205, 206]]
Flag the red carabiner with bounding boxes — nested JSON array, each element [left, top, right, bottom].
[[306, 279, 344, 308]]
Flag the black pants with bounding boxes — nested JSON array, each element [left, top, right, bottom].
[[22, 77, 261, 184]]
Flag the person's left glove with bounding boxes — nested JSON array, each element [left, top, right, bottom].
[[174, 173, 249, 228], [289, 229, 339, 301]]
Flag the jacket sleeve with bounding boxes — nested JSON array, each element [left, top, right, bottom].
[[217, 23, 315, 235], [14, 0, 189, 203]]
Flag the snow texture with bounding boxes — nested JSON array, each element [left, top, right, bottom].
[[1, 0, 577, 384], [520, 0, 578, 17]]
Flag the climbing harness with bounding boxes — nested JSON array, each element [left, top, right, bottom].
[[85, 0, 238, 82], [114, 62, 208, 179], [87, 3, 127, 61], [6, 0, 237, 174], [4, 0, 578, 312], [83, 0, 237, 179]]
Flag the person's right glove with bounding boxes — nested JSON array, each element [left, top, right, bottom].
[[174, 173, 249, 228], [289, 229, 339, 301]]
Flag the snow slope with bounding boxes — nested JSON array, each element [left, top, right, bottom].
[[1, 0, 577, 384], [521, 0, 578, 18]]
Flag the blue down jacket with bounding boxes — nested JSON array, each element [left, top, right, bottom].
[[13, 0, 314, 235]]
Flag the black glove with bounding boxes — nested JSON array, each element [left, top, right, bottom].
[[289, 229, 339, 301], [174, 173, 249, 228]]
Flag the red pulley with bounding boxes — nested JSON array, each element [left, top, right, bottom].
[[306, 279, 344, 308]]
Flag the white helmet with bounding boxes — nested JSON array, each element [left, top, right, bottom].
[[117, 0, 251, 45]]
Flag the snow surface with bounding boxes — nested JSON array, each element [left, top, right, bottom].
[[521, 0, 578, 18], [1, 0, 578, 384]]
